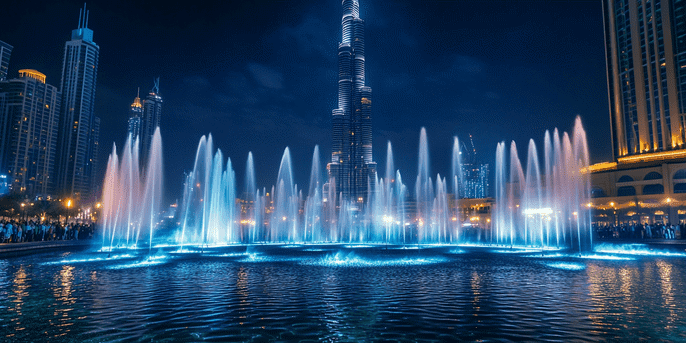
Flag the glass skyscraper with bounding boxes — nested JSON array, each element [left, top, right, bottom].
[[603, 0, 686, 159], [0, 41, 12, 82], [327, 0, 376, 202], [127, 89, 143, 142], [55, 4, 100, 200], [140, 78, 162, 163], [0, 70, 60, 196]]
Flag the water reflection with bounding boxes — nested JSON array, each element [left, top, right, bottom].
[[1, 247, 685, 341], [6, 265, 30, 338]]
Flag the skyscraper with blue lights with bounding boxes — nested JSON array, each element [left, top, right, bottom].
[[55, 4, 100, 200], [328, 0, 376, 203]]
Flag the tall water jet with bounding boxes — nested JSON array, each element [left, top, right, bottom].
[[416, 128, 431, 242], [304, 146, 323, 242], [245, 152, 257, 242], [451, 137, 464, 240], [493, 118, 592, 251], [509, 141, 525, 245], [100, 128, 163, 252], [494, 142, 507, 244], [524, 139, 542, 246]]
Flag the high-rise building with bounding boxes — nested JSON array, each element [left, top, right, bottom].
[[0, 41, 12, 82], [0, 70, 60, 196], [140, 78, 162, 162], [603, 0, 686, 159], [55, 4, 100, 200], [327, 0, 376, 202], [127, 88, 143, 142], [458, 136, 489, 199]]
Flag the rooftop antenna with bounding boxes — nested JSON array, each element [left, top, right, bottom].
[[78, 8, 83, 29], [85, 4, 89, 29], [137, 87, 140, 98]]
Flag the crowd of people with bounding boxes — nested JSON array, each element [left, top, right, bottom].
[[0, 219, 94, 243], [594, 222, 683, 240]]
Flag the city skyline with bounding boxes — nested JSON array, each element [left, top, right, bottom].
[[0, 0, 609, 203]]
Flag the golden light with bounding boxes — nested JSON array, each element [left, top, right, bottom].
[[486, 218, 491, 223], [451, 217, 457, 222], [572, 211, 578, 216], [96, 202, 102, 209], [20, 203, 25, 208], [586, 202, 593, 208], [666, 198, 672, 203], [282, 216, 287, 221], [470, 216, 479, 222], [609, 202, 615, 207], [66, 199, 72, 208]]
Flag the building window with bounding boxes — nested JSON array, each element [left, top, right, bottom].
[[591, 187, 607, 198], [674, 169, 686, 180], [617, 186, 637, 196], [674, 183, 686, 194], [643, 171, 663, 180], [642, 184, 664, 195], [617, 175, 634, 182]]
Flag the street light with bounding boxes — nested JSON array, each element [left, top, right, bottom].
[[66, 199, 72, 224]]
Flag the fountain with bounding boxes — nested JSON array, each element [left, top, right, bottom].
[[100, 118, 592, 251], [492, 116, 592, 250]]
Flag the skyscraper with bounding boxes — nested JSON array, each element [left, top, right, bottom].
[[327, 0, 376, 202], [140, 78, 162, 162], [55, 4, 100, 200], [127, 88, 142, 142], [0, 70, 60, 196], [603, 0, 686, 159], [0, 41, 12, 82]]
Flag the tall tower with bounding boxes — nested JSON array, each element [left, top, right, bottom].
[[328, 0, 376, 203], [603, 0, 686, 160], [141, 78, 162, 163], [128, 88, 143, 142], [0, 41, 12, 82], [0, 70, 60, 196], [55, 3, 100, 200]]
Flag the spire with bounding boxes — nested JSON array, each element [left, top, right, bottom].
[[72, 3, 94, 41], [151, 77, 160, 95], [131, 88, 142, 108]]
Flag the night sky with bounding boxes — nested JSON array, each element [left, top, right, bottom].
[[0, 0, 610, 204]]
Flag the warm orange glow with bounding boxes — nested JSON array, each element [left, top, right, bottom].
[[18, 69, 46, 83], [66, 199, 72, 208], [582, 161, 617, 173], [618, 149, 686, 164], [95, 202, 102, 209]]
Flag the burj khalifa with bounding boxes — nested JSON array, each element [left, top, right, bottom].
[[328, 0, 376, 203]]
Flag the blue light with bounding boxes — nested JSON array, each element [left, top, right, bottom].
[[545, 262, 585, 270]]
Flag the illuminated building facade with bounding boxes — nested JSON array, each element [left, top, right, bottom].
[[127, 89, 142, 142], [0, 41, 11, 82], [327, 0, 376, 202], [461, 163, 490, 199], [55, 4, 100, 200], [590, 0, 686, 226], [603, 0, 686, 158], [0, 70, 60, 196], [140, 78, 162, 163]]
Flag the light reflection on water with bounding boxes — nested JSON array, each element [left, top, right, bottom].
[[0, 247, 685, 342]]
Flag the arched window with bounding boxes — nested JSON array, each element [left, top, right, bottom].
[[617, 186, 636, 196], [644, 171, 663, 180], [643, 184, 664, 195], [674, 169, 686, 180], [591, 187, 606, 198], [674, 183, 686, 194], [617, 175, 634, 182]]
